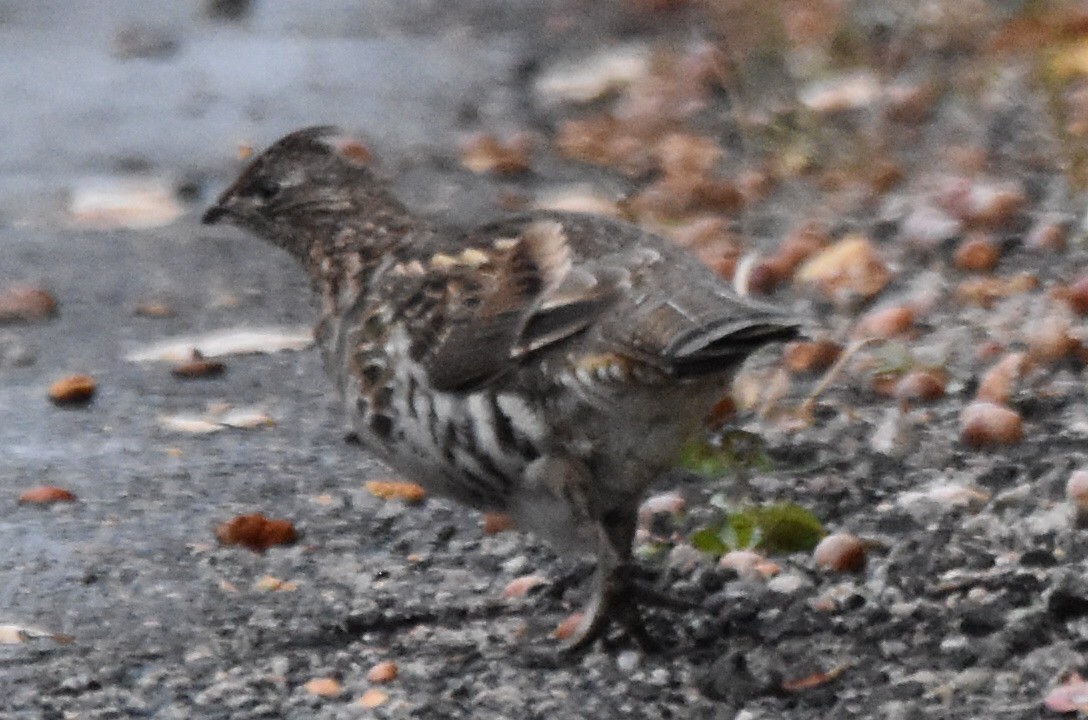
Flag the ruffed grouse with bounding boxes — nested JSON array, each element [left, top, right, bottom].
[[203, 126, 800, 651]]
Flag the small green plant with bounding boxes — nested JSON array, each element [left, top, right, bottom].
[[691, 500, 825, 556], [677, 431, 774, 477]]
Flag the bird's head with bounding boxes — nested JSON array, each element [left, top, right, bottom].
[[202, 126, 381, 252]]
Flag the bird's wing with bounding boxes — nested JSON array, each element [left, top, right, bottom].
[[515, 211, 803, 379], [386, 220, 629, 392], [386, 212, 801, 391]]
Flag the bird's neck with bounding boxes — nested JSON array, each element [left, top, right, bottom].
[[304, 185, 422, 317]]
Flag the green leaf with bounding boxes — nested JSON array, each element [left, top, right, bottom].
[[678, 431, 775, 477], [678, 437, 730, 477], [723, 511, 759, 550], [752, 502, 825, 553], [691, 526, 728, 555]]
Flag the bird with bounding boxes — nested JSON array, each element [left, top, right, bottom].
[[202, 126, 801, 652]]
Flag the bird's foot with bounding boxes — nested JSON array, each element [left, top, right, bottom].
[[557, 565, 696, 655]]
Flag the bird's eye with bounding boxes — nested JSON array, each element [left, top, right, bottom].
[[250, 177, 281, 201]]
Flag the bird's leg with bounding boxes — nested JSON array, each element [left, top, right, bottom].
[[513, 457, 684, 653], [561, 505, 660, 653]]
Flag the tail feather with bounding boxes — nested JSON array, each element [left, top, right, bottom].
[[667, 319, 801, 377], [616, 282, 803, 378]]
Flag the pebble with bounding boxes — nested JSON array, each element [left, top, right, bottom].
[[767, 573, 811, 594], [900, 204, 962, 251], [896, 481, 990, 520], [616, 650, 640, 672], [501, 555, 529, 575], [939, 634, 970, 654], [666, 543, 707, 573]]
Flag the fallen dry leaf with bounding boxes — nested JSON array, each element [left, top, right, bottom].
[[358, 688, 389, 708], [553, 612, 584, 641], [171, 354, 226, 379], [503, 574, 547, 599], [782, 664, 849, 692], [460, 132, 533, 175], [1026, 221, 1067, 252], [532, 185, 620, 217], [215, 514, 298, 552], [304, 677, 343, 697], [976, 352, 1029, 405], [157, 415, 222, 434], [0, 625, 74, 645], [1027, 315, 1078, 364], [365, 480, 426, 503], [133, 301, 175, 318], [125, 326, 312, 362], [953, 235, 1001, 272], [796, 236, 891, 303], [1044, 673, 1088, 713], [894, 370, 947, 404], [799, 71, 880, 114], [157, 405, 273, 434], [852, 306, 915, 340], [555, 115, 650, 175], [937, 178, 1026, 230], [69, 176, 183, 230], [884, 82, 937, 124], [0, 626, 24, 645], [534, 43, 651, 105], [1064, 272, 1088, 315], [654, 132, 723, 177], [0, 286, 58, 324], [48, 374, 97, 406], [255, 575, 298, 592], [897, 482, 991, 514], [218, 407, 274, 429], [18, 486, 77, 505], [331, 137, 374, 165], [961, 402, 1023, 448], [784, 340, 842, 374], [367, 661, 399, 684], [955, 273, 1038, 308]]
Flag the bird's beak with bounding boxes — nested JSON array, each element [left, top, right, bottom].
[[201, 203, 228, 225]]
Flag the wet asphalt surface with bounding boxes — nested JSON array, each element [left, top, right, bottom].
[[1, 4, 725, 718], [4, 3, 1088, 719]]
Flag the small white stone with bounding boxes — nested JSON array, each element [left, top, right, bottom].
[[767, 572, 811, 595], [616, 650, 640, 672], [534, 44, 651, 105], [501, 555, 529, 575]]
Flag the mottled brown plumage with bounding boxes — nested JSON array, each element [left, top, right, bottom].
[[203, 126, 801, 651]]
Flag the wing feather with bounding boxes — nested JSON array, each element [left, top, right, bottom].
[[408, 221, 626, 392]]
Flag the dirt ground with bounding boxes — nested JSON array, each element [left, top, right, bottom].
[[3, 1, 1088, 718]]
